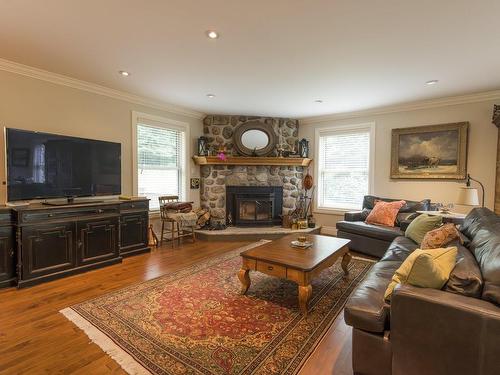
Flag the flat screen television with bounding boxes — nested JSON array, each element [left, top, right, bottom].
[[6, 128, 121, 202]]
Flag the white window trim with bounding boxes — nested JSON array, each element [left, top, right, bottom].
[[313, 122, 375, 215], [131, 111, 190, 212]]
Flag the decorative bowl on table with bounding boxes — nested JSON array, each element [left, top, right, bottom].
[[291, 236, 313, 249]]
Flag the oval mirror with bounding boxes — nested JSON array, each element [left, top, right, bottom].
[[241, 129, 269, 150]]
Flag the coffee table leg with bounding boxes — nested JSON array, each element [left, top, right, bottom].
[[238, 268, 251, 294], [298, 285, 312, 315], [341, 252, 352, 275]]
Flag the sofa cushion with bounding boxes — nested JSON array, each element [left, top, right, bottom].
[[405, 214, 443, 244], [380, 236, 419, 262], [344, 261, 401, 333], [362, 195, 431, 213], [395, 212, 418, 227], [384, 247, 458, 301], [336, 221, 404, 242], [344, 208, 371, 222], [366, 200, 407, 227], [461, 208, 500, 305], [461, 207, 499, 239], [470, 229, 500, 304], [421, 223, 461, 249], [444, 240, 483, 298]]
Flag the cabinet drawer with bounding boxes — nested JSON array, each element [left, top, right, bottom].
[[20, 206, 119, 223], [120, 201, 149, 211], [256, 261, 286, 278]]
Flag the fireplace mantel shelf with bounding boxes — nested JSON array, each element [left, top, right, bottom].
[[192, 156, 312, 167]]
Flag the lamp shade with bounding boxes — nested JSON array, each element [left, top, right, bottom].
[[456, 187, 480, 206]]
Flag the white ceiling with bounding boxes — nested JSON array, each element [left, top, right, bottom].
[[1, 0, 500, 118]]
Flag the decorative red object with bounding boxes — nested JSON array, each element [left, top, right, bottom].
[[217, 152, 227, 161]]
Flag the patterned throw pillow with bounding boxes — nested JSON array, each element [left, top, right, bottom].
[[421, 223, 462, 249], [365, 200, 406, 227]]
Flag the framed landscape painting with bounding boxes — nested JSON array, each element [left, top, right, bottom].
[[391, 122, 468, 179]]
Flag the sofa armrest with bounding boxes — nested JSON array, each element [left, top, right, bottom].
[[390, 284, 500, 375], [344, 210, 368, 222]]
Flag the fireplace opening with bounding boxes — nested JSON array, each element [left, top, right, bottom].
[[226, 186, 283, 226], [239, 200, 272, 221]]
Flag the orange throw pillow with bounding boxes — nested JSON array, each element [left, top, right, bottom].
[[421, 223, 461, 249], [365, 200, 406, 227]]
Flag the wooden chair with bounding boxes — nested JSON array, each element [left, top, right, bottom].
[[159, 195, 196, 248]]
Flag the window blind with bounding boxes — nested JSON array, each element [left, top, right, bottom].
[[318, 129, 371, 210], [137, 124, 185, 210]]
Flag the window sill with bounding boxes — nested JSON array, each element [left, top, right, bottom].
[[314, 207, 358, 216]]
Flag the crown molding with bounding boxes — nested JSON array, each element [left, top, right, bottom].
[[300, 90, 500, 125], [0, 58, 204, 120]]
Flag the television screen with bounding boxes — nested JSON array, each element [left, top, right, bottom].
[[6, 128, 121, 201]]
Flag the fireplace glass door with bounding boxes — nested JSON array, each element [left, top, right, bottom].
[[238, 200, 272, 223]]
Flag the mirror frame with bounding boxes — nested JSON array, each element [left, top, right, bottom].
[[233, 121, 277, 156]]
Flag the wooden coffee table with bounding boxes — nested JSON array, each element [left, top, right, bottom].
[[238, 234, 351, 315]]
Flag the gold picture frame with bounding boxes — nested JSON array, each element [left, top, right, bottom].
[[390, 122, 469, 179]]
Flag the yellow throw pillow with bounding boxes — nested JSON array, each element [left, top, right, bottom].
[[384, 247, 458, 301]]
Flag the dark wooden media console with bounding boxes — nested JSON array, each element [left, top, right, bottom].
[[0, 208, 15, 288], [0, 198, 150, 289]]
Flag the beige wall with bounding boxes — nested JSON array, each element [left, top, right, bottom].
[[0, 70, 204, 206], [300, 100, 499, 231]]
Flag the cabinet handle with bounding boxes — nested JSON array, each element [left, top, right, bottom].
[[77, 241, 83, 249], [130, 204, 135, 208], [96, 209, 104, 214], [267, 266, 274, 271], [48, 213, 54, 217], [9, 249, 14, 257]]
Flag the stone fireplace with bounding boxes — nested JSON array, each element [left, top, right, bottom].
[[200, 115, 304, 226]]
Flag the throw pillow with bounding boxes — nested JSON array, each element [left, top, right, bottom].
[[384, 247, 458, 301], [365, 200, 406, 227], [405, 214, 443, 244], [421, 223, 461, 249]]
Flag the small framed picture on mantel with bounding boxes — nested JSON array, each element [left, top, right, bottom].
[[390, 122, 469, 180]]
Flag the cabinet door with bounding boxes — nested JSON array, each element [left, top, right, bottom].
[[77, 217, 119, 266], [22, 222, 75, 280], [120, 213, 148, 252], [0, 226, 15, 283]]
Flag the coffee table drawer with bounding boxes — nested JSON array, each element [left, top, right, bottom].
[[256, 261, 286, 278]]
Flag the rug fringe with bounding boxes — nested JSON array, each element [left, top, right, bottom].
[[60, 308, 151, 375]]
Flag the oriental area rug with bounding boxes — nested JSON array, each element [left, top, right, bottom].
[[61, 240, 372, 375]]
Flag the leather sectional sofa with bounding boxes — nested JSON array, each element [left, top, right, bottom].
[[343, 207, 500, 375], [336, 195, 432, 258]]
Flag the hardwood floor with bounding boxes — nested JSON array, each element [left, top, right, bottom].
[[0, 239, 353, 375]]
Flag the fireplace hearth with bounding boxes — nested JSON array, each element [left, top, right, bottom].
[[226, 186, 283, 226]]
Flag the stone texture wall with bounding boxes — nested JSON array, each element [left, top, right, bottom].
[[202, 115, 299, 155], [200, 115, 303, 224]]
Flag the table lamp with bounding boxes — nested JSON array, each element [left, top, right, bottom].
[[456, 174, 484, 207]]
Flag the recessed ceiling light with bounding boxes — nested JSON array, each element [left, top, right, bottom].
[[206, 93, 216, 98], [119, 70, 130, 77], [206, 30, 219, 39], [426, 80, 439, 85], [314, 99, 323, 103]]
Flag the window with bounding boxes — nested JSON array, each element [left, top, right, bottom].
[[315, 123, 374, 211], [132, 112, 188, 211]]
